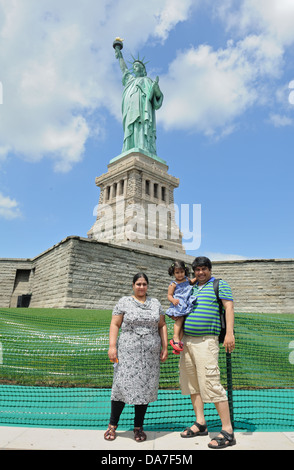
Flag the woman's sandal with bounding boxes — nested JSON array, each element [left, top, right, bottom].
[[133, 427, 147, 442], [180, 421, 208, 438], [208, 430, 236, 449], [104, 424, 117, 441], [169, 339, 183, 352]]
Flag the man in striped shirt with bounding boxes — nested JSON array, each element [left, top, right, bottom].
[[179, 256, 236, 449]]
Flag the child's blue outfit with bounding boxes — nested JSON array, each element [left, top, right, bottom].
[[165, 278, 196, 318]]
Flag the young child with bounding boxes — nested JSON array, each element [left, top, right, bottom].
[[165, 260, 196, 354]]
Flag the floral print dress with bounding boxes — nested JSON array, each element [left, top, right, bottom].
[[110, 296, 164, 405]]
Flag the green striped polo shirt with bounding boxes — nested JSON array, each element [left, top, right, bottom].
[[184, 277, 233, 337]]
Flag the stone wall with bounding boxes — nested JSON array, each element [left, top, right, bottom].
[[0, 235, 293, 313], [0, 259, 33, 307], [211, 259, 294, 313], [66, 236, 177, 309], [29, 240, 73, 308]]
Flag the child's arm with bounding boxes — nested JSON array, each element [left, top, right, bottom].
[[167, 283, 179, 305]]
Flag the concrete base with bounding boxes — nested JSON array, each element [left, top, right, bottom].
[[0, 426, 293, 450]]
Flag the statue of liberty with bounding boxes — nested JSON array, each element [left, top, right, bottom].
[[113, 38, 163, 156]]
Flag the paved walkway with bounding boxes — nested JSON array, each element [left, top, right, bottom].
[[0, 426, 294, 450]]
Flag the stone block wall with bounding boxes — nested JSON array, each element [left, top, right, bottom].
[[64, 238, 294, 313], [0, 236, 293, 313], [66, 236, 175, 309], [29, 240, 73, 308], [212, 259, 294, 313], [0, 259, 33, 307]]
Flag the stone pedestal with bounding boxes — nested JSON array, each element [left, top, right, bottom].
[[88, 150, 185, 255]]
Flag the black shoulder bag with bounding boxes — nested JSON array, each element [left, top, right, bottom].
[[213, 278, 226, 344]]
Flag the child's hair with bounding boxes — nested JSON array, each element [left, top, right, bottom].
[[168, 260, 190, 277]]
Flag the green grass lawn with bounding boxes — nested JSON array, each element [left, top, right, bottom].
[[0, 307, 179, 388], [0, 308, 293, 390], [2, 307, 113, 321]]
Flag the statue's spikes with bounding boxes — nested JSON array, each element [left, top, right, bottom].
[[127, 53, 149, 69]]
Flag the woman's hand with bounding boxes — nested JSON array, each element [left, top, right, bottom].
[[158, 315, 168, 362], [108, 315, 123, 362], [108, 346, 118, 362]]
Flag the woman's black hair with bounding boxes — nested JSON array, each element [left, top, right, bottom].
[[168, 260, 190, 277], [132, 272, 149, 284]]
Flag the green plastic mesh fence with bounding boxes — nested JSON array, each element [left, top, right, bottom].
[[0, 309, 293, 431]]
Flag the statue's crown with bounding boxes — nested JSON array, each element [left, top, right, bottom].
[[129, 54, 149, 70]]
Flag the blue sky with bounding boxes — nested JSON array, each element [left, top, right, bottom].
[[0, 0, 293, 261]]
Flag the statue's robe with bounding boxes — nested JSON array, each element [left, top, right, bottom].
[[121, 71, 163, 155]]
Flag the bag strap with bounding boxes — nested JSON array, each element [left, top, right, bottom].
[[213, 278, 226, 328], [213, 278, 221, 305]]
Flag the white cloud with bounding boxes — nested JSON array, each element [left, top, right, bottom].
[[154, 0, 196, 40], [269, 113, 293, 128], [0, 0, 293, 169], [215, 0, 294, 46], [0, 0, 193, 172], [158, 0, 294, 136], [0, 192, 22, 219], [0, 0, 103, 171], [204, 251, 248, 261], [159, 34, 282, 135]]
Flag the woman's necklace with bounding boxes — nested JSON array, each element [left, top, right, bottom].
[[132, 295, 146, 304]]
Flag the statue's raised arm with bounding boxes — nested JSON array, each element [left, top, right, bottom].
[[113, 38, 128, 75], [113, 38, 163, 156]]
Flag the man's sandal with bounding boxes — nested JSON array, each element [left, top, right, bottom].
[[208, 430, 236, 449], [180, 421, 208, 438], [104, 424, 117, 441], [133, 427, 147, 442]]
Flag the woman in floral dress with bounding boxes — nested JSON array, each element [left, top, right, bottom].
[[104, 273, 168, 442]]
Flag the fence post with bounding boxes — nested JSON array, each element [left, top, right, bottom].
[[226, 352, 234, 429]]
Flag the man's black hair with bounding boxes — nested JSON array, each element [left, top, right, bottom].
[[191, 256, 212, 271]]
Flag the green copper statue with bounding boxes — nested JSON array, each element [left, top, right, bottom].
[[113, 38, 163, 156]]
